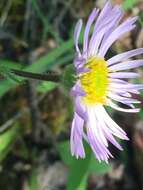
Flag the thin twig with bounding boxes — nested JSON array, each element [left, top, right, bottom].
[[23, 0, 32, 40], [0, 109, 28, 134]]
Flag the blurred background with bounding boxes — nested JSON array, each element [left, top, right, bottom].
[[0, 0, 143, 189]]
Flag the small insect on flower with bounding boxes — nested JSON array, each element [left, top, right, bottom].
[[70, 0, 143, 163]]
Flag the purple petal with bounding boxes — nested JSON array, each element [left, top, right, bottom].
[[74, 19, 83, 55], [70, 113, 85, 159], [109, 80, 141, 94], [83, 8, 99, 54], [86, 107, 113, 162], [110, 82, 143, 90], [100, 119, 123, 151], [101, 5, 124, 47], [109, 60, 143, 71], [74, 56, 86, 68], [75, 96, 87, 120], [96, 105, 128, 139], [109, 72, 140, 79], [107, 99, 140, 113], [70, 82, 86, 97], [92, 1, 113, 32], [110, 78, 128, 84], [109, 85, 140, 95], [108, 92, 140, 104], [98, 17, 137, 57], [108, 48, 143, 66], [89, 5, 122, 56], [89, 15, 121, 56], [76, 66, 90, 74]]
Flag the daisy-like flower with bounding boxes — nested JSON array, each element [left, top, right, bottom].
[[70, 1, 143, 163]]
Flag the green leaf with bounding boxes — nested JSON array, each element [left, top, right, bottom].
[[0, 60, 22, 70], [139, 109, 143, 119], [0, 40, 74, 98], [123, 0, 138, 11], [58, 141, 90, 190], [0, 64, 21, 83], [25, 40, 73, 73], [28, 169, 38, 190], [105, 106, 114, 114], [89, 155, 111, 175], [66, 144, 91, 190], [58, 141, 111, 190], [76, 174, 88, 190], [0, 124, 19, 162], [0, 80, 16, 98], [57, 141, 75, 165], [37, 81, 58, 93]]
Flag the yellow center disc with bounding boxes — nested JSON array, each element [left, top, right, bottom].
[[80, 57, 109, 105]]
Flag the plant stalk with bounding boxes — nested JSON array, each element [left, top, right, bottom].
[[11, 69, 61, 82]]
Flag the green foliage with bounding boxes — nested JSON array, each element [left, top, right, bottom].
[[26, 40, 73, 73], [0, 63, 21, 83], [31, 0, 60, 42], [0, 61, 23, 94], [139, 110, 143, 119], [123, 0, 138, 11], [0, 39, 74, 98], [0, 124, 19, 162], [58, 141, 111, 190], [37, 81, 58, 93], [0, 80, 15, 98], [28, 169, 38, 190], [88, 155, 112, 174], [139, 91, 143, 119], [105, 106, 114, 114], [0, 60, 22, 70]]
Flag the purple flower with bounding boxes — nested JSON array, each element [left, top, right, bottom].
[[70, 1, 143, 163]]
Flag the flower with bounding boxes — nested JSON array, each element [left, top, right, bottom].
[[70, 1, 143, 163]]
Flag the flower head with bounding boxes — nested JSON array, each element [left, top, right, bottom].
[[70, 1, 143, 163]]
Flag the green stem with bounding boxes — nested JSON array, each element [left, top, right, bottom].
[[11, 69, 61, 82]]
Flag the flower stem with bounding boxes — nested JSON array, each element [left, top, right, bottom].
[[11, 69, 61, 82]]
